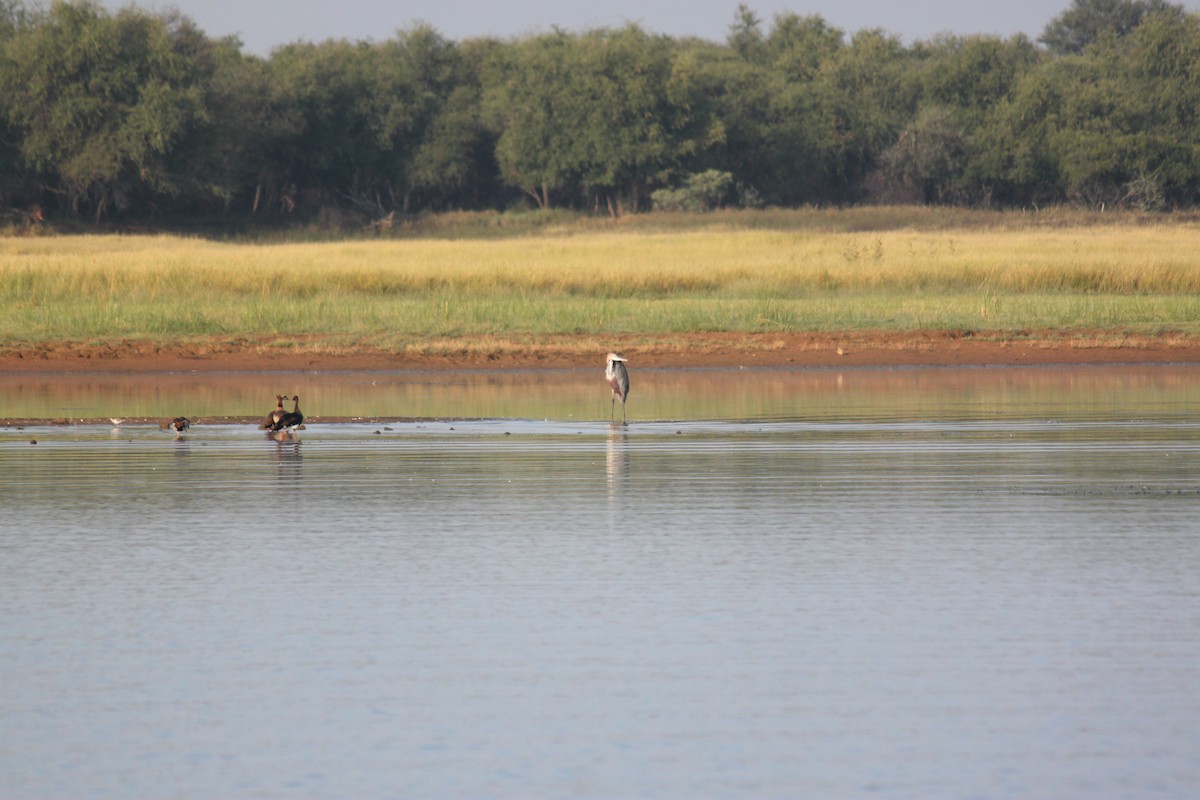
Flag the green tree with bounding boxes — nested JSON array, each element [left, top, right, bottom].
[[913, 35, 1040, 125], [1040, 0, 1183, 54], [0, 0, 32, 206], [182, 40, 301, 220], [875, 34, 1040, 204], [0, 1, 209, 219], [874, 106, 969, 203], [572, 26, 714, 215], [1097, 10, 1200, 206], [727, 4, 767, 64], [387, 26, 495, 212], [486, 26, 714, 215], [762, 28, 909, 204], [687, 12, 850, 205], [674, 39, 767, 198], [651, 169, 735, 211], [483, 31, 580, 208], [764, 12, 843, 81], [266, 40, 393, 216], [979, 8, 1200, 208], [972, 54, 1098, 206], [263, 30, 480, 221]]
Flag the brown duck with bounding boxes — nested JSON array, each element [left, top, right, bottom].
[[271, 395, 303, 433], [259, 394, 286, 430]]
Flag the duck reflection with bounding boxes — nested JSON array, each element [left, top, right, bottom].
[[270, 436, 303, 483]]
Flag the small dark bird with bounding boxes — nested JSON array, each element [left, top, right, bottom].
[[605, 353, 630, 422], [272, 395, 303, 433], [259, 394, 287, 430], [170, 417, 190, 432]]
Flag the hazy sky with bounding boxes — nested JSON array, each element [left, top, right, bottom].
[[99, 0, 1200, 56]]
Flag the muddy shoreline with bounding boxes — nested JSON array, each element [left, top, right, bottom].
[[3, 331, 1200, 374], [0, 417, 424, 428], [4, 330, 1198, 428]]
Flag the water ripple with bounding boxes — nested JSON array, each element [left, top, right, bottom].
[[3, 405, 1199, 799]]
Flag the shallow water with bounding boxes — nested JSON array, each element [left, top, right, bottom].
[[2, 366, 1199, 799], [2, 362, 1199, 422]]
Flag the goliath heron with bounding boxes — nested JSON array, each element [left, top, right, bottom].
[[605, 353, 629, 422]]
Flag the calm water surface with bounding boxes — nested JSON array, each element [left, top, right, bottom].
[[2, 365, 1198, 798]]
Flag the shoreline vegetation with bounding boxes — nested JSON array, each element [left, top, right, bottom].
[[3, 207, 1200, 374]]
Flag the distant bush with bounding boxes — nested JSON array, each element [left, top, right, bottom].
[[1123, 171, 1167, 212], [652, 170, 735, 212]]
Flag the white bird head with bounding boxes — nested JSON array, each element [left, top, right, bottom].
[[606, 352, 627, 364]]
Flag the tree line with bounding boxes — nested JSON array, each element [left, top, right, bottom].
[[2, 0, 1198, 228]]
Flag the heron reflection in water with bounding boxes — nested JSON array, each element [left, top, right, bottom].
[[605, 353, 629, 423], [606, 427, 629, 497]]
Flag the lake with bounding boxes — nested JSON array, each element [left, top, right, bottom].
[[2, 364, 1198, 798]]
